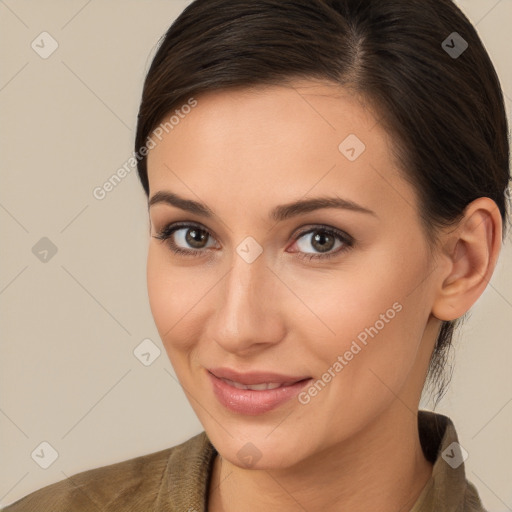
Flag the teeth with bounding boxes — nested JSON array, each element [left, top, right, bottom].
[[222, 378, 284, 390]]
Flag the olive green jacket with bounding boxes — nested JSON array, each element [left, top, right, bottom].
[[1, 410, 486, 511]]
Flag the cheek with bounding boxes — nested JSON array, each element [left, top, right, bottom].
[[146, 245, 216, 361], [146, 247, 191, 352], [290, 244, 431, 377], [147, 247, 169, 332]]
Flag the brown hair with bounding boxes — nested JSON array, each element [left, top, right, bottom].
[[135, 0, 510, 403]]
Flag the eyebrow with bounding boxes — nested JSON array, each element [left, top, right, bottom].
[[148, 191, 377, 222]]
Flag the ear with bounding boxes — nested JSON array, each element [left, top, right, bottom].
[[432, 197, 502, 321]]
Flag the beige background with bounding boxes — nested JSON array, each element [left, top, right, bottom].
[[0, 0, 511, 509]]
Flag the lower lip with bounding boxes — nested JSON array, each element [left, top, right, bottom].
[[208, 372, 312, 415]]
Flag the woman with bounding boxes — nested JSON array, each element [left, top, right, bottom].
[[3, 0, 509, 510]]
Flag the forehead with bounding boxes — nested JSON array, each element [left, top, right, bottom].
[[146, 80, 416, 221], [150, 80, 380, 158]]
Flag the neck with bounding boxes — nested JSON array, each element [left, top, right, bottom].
[[208, 403, 433, 512]]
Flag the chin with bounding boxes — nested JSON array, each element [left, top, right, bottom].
[[200, 416, 314, 470]]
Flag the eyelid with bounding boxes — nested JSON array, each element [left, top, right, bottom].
[[153, 220, 218, 243], [153, 221, 355, 260], [287, 225, 354, 261], [292, 224, 354, 244], [153, 221, 353, 242]]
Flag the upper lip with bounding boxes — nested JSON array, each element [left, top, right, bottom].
[[208, 367, 311, 385]]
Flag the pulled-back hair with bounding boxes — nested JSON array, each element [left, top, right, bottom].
[[135, 0, 510, 403]]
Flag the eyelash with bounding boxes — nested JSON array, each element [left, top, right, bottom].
[[153, 222, 354, 261]]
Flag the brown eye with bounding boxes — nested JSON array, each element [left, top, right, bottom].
[[153, 222, 217, 256], [183, 227, 209, 249], [290, 226, 354, 261], [310, 231, 337, 253]]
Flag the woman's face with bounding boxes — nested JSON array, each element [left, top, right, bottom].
[[146, 80, 442, 469]]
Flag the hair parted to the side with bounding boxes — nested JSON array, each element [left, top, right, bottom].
[[135, 0, 510, 405]]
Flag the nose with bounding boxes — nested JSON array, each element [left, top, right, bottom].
[[206, 250, 285, 356]]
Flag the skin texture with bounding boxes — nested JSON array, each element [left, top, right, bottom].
[[145, 80, 502, 512]]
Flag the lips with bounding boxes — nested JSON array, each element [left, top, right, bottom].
[[209, 367, 310, 385], [219, 379, 288, 390], [207, 368, 312, 415]]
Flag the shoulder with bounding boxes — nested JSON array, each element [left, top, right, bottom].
[[415, 410, 488, 512], [1, 431, 211, 512]]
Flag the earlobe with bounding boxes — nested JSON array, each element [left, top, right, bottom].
[[431, 197, 502, 321]]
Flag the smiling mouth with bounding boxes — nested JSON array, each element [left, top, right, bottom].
[[218, 378, 301, 391], [207, 369, 312, 415], [207, 367, 311, 384]]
